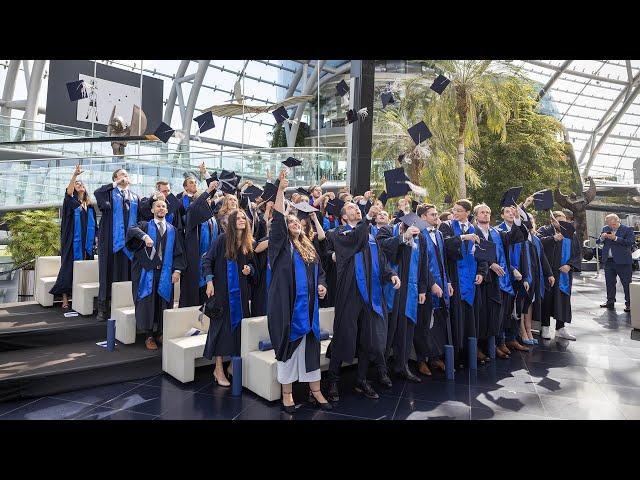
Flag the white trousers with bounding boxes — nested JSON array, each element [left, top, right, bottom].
[[276, 333, 321, 384]]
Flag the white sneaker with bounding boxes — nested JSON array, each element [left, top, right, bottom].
[[541, 326, 551, 339], [555, 327, 576, 341]]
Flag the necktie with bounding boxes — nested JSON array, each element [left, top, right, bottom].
[[157, 222, 165, 261]]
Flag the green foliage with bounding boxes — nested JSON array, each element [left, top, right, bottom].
[[268, 122, 310, 148], [4, 209, 60, 268]]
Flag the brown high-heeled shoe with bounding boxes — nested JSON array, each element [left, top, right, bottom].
[[431, 359, 446, 372], [498, 344, 511, 356], [496, 348, 510, 359], [418, 361, 432, 376]]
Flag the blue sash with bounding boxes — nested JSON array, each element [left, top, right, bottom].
[[489, 227, 514, 295], [531, 235, 546, 300], [166, 212, 174, 225], [370, 225, 379, 237], [452, 220, 477, 306], [559, 237, 572, 296], [73, 206, 95, 261], [405, 240, 420, 324], [289, 250, 320, 341], [227, 259, 243, 330], [355, 233, 384, 318], [523, 241, 533, 284], [423, 229, 450, 308], [183, 194, 191, 211], [199, 219, 219, 288], [137, 221, 175, 303], [112, 188, 138, 260]]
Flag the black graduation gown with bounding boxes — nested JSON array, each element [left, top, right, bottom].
[[538, 224, 582, 324], [320, 228, 338, 308], [377, 226, 432, 371], [438, 220, 488, 351], [94, 184, 139, 302], [520, 235, 553, 321], [267, 210, 327, 372], [201, 233, 257, 358], [251, 237, 269, 318], [325, 220, 396, 364], [126, 221, 186, 332], [179, 191, 218, 308], [50, 193, 98, 296], [175, 192, 195, 232], [475, 224, 526, 339]]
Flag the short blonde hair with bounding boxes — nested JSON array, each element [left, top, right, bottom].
[[605, 213, 620, 223], [473, 203, 490, 215]]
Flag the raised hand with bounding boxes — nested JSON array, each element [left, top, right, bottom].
[[73, 165, 84, 177]]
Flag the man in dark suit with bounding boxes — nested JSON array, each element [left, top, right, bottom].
[[597, 214, 635, 313]]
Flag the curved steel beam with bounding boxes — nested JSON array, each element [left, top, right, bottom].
[[287, 61, 325, 147], [179, 60, 210, 150], [23, 60, 46, 142], [163, 60, 189, 125], [536, 60, 572, 101]]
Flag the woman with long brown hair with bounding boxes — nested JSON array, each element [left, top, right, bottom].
[[50, 165, 98, 309], [267, 170, 330, 413], [202, 208, 256, 387], [216, 194, 239, 232]]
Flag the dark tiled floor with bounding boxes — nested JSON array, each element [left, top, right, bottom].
[[1, 273, 639, 420]]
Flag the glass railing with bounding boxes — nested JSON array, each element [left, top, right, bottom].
[[0, 147, 347, 209]]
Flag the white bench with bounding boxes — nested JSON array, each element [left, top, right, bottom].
[[111, 280, 181, 344], [631, 283, 640, 330], [71, 259, 99, 315], [162, 305, 212, 383], [241, 308, 338, 402], [34, 256, 61, 307]]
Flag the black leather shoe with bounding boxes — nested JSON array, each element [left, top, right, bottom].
[[378, 373, 393, 389], [600, 303, 615, 310], [624, 306, 631, 313], [281, 403, 297, 414], [327, 380, 340, 402], [354, 380, 379, 399], [400, 367, 422, 383], [308, 390, 333, 411]]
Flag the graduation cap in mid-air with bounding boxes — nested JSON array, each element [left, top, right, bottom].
[[399, 212, 428, 232], [533, 189, 554, 211], [66, 80, 89, 102], [381, 91, 395, 108], [205, 171, 219, 187], [293, 202, 319, 219], [272, 106, 289, 125], [407, 121, 433, 145], [430, 74, 451, 95], [346, 109, 358, 124], [193, 111, 215, 134], [384, 167, 411, 198], [241, 185, 264, 202], [378, 191, 389, 207], [153, 122, 175, 143], [326, 198, 345, 217], [217, 170, 240, 194], [558, 220, 576, 237], [282, 156, 302, 168], [474, 239, 497, 264], [500, 186, 523, 208], [336, 79, 350, 97]]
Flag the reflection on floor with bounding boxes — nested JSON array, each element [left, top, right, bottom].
[[1, 274, 639, 420]]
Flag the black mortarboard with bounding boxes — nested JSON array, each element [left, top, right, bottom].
[[336, 80, 349, 97], [326, 198, 345, 217], [444, 194, 453, 204], [407, 121, 432, 145], [293, 202, 319, 219], [346, 109, 358, 124], [165, 193, 181, 214], [205, 171, 219, 187], [218, 171, 239, 194], [378, 191, 389, 207], [384, 167, 411, 198], [296, 187, 310, 196], [218, 181, 237, 195], [219, 169, 236, 180], [282, 156, 302, 168], [262, 182, 278, 203], [139, 246, 162, 271], [430, 74, 451, 95], [66, 80, 88, 102], [474, 239, 497, 264], [381, 91, 395, 108], [400, 212, 428, 232], [533, 189, 554, 211], [193, 111, 215, 133], [500, 186, 523, 208], [558, 220, 575, 237], [272, 106, 289, 124], [154, 122, 175, 143], [241, 185, 263, 202]]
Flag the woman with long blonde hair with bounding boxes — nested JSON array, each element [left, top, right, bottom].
[[267, 170, 330, 414], [202, 208, 256, 387], [217, 194, 240, 232]]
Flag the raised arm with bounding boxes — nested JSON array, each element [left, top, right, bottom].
[[67, 165, 83, 197]]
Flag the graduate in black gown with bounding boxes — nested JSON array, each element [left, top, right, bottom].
[[325, 202, 400, 401], [138, 181, 183, 235], [94, 168, 140, 321], [202, 209, 257, 387], [377, 214, 433, 382], [50, 165, 98, 309], [178, 180, 220, 307], [415, 204, 452, 375], [438, 199, 488, 368], [538, 211, 581, 341], [267, 170, 331, 413], [250, 201, 273, 318], [473, 203, 526, 360], [175, 176, 201, 232], [126, 198, 186, 350]]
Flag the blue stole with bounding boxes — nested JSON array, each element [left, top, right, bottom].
[[559, 237, 572, 296], [137, 221, 175, 303], [227, 258, 243, 330], [531, 235, 545, 300], [405, 240, 420, 324], [452, 220, 477, 306], [523, 241, 533, 284], [183, 194, 191, 211], [199, 219, 219, 288], [289, 250, 320, 341], [489, 227, 514, 295], [112, 188, 138, 260], [354, 232, 384, 319], [73, 206, 95, 261], [166, 213, 174, 224], [370, 225, 379, 237], [423, 228, 450, 308], [383, 222, 401, 310], [323, 216, 338, 231]]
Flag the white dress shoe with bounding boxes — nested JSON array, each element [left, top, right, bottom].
[[541, 326, 551, 339], [555, 327, 576, 341]]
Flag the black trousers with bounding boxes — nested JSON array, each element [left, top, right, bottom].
[[604, 258, 632, 306]]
